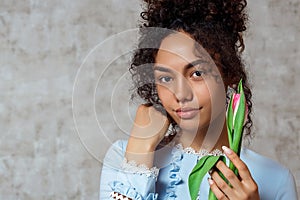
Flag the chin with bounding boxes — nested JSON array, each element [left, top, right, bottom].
[[177, 120, 204, 134]]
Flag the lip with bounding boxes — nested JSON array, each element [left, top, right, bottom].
[[175, 107, 201, 119]]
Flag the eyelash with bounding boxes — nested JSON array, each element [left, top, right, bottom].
[[191, 70, 205, 79], [156, 69, 205, 83], [158, 76, 173, 83]]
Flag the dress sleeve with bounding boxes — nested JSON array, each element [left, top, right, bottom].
[[99, 140, 158, 200], [275, 169, 298, 200]]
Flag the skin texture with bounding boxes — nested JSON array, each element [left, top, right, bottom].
[[154, 32, 227, 150], [125, 32, 260, 199]]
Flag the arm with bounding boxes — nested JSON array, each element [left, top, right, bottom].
[[99, 140, 158, 200], [100, 105, 169, 200], [125, 104, 170, 168]]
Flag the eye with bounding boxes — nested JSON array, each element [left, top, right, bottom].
[[191, 70, 204, 78], [158, 76, 173, 83]]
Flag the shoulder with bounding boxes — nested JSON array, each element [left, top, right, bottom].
[[241, 148, 298, 199], [240, 148, 288, 175]]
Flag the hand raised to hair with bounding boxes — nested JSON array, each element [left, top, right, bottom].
[[209, 146, 260, 200]]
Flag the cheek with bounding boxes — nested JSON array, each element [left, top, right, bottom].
[[204, 83, 226, 115], [156, 85, 173, 107], [192, 83, 210, 103], [193, 81, 226, 108]]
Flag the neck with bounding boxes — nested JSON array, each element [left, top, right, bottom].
[[178, 112, 229, 152]]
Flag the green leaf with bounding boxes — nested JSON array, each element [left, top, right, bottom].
[[188, 156, 224, 200], [237, 79, 243, 93]]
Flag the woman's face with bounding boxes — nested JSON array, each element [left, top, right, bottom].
[[154, 32, 226, 134]]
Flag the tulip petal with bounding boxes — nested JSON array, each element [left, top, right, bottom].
[[226, 95, 234, 146], [232, 95, 240, 126], [232, 94, 240, 111]]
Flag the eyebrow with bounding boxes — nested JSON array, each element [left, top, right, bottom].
[[153, 59, 207, 72]]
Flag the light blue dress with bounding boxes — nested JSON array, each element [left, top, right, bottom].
[[100, 140, 298, 200]]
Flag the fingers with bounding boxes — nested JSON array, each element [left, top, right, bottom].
[[208, 146, 260, 200], [210, 161, 241, 199], [133, 105, 170, 138], [208, 178, 229, 200], [210, 167, 232, 195], [222, 146, 252, 181], [214, 161, 242, 189], [129, 105, 170, 153]]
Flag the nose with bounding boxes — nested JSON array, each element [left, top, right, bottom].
[[174, 76, 193, 103]]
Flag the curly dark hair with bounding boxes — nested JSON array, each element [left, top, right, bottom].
[[129, 0, 253, 143]]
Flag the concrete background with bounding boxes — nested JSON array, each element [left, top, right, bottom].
[[0, 0, 299, 199]]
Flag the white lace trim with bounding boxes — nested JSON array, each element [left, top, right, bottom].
[[175, 143, 224, 158], [121, 158, 159, 179]]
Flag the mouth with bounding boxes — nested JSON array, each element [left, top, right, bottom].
[[175, 107, 202, 119]]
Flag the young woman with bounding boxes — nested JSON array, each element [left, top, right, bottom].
[[100, 0, 298, 199]]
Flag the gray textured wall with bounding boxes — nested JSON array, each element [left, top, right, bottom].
[[0, 0, 299, 199]]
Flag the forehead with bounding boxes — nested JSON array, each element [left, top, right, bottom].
[[155, 32, 211, 66]]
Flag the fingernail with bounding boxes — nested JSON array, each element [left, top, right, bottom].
[[222, 146, 233, 155], [208, 178, 214, 185]]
